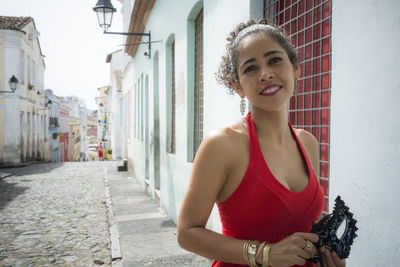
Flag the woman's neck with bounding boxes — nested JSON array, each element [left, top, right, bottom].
[[251, 104, 291, 145]]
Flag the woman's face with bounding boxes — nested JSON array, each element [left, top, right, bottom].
[[233, 32, 300, 112]]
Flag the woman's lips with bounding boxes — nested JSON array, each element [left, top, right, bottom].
[[260, 85, 282, 96]]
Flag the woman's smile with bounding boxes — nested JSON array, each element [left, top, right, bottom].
[[259, 84, 283, 96]]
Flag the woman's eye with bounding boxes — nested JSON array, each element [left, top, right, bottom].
[[269, 57, 282, 64], [243, 65, 256, 73]]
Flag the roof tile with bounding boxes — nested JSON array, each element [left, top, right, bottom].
[[0, 16, 32, 33]]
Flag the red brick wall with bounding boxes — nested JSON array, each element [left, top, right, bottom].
[[264, 0, 332, 212]]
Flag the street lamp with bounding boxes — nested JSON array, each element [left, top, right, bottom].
[[92, 0, 152, 58], [92, 0, 116, 32], [1, 75, 18, 93], [37, 100, 53, 111], [45, 100, 53, 109], [98, 102, 105, 113]]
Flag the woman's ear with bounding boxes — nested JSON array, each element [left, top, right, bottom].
[[294, 63, 301, 80], [231, 81, 245, 98]]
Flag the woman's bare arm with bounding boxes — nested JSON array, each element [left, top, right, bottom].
[[177, 131, 249, 264]]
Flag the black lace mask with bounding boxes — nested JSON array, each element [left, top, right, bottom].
[[309, 196, 358, 264]]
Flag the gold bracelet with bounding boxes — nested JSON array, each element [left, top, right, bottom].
[[243, 241, 252, 266], [243, 240, 260, 267], [255, 241, 266, 266], [248, 241, 258, 267], [262, 243, 271, 267]]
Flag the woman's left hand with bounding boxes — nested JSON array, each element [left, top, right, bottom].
[[316, 247, 346, 267]]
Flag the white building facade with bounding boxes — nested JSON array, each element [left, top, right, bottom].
[[329, 0, 400, 264], [0, 16, 48, 164], [106, 49, 125, 160], [111, 0, 400, 265]]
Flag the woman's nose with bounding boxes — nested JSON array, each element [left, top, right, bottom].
[[259, 67, 274, 81]]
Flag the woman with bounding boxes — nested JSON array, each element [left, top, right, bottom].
[[177, 20, 345, 267], [97, 142, 104, 161]]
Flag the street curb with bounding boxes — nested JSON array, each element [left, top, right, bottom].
[[0, 172, 12, 180], [0, 161, 41, 169], [104, 166, 122, 265]]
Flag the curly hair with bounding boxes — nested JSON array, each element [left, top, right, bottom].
[[216, 19, 298, 95]]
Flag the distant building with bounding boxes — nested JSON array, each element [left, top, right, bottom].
[[79, 99, 88, 161], [0, 16, 48, 165], [45, 89, 61, 162], [87, 110, 98, 144], [61, 96, 82, 161], [59, 102, 70, 162], [95, 85, 110, 149]]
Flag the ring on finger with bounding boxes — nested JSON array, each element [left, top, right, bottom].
[[303, 240, 313, 253]]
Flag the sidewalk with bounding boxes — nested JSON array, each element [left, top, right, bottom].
[[104, 161, 212, 267]]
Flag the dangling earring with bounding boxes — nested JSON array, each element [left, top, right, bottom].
[[240, 97, 246, 116]]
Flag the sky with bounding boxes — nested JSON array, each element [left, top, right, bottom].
[[2, 0, 124, 110]]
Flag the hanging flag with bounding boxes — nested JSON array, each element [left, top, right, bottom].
[[103, 114, 108, 125]]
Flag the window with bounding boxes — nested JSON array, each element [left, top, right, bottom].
[[136, 79, 140, 139], [32, 61, 36, 87], [134, 84, 137, 138], [166, 34, 176, 154], [38, 67, 43, 93], [124, 94, 127, 138], [27, 112, 31, 157], [128, 89, 131, 138], [186, 2, 203, 162], [42, 115, 46, 140], [120, 97, 123, 127], [170, 40, 176, 154], [20, 50, 25, 84], [140, 74, 144, 141], [193, 8, 204, 157], [264, 0, 332, 213], [27, 55, 31, 85]]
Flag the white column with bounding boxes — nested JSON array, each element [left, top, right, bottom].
[[330, 0, 400, 265], [2, 31, 22, 164]]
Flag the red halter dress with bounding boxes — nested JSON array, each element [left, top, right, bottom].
[[211, 113, 324, 267]]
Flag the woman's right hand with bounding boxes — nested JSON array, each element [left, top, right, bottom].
[[316, 247, 346, 267], [268, 232, 319, 267]]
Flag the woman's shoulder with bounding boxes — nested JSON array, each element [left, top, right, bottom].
[[199, 119, 248, 158], [292, 127, 319, 171], [292, 128, 318, 147]]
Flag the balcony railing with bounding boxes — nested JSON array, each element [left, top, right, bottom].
[[49, 117, 60, 128]]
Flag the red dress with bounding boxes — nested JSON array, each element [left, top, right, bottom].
[[97, 145, 104, 160], [212, 113, 324, 267]]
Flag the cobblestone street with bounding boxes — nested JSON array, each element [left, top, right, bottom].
[[0, 162, 112, 267]]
